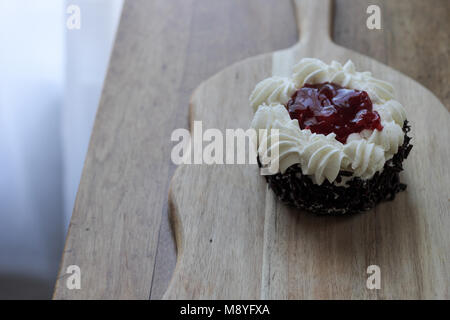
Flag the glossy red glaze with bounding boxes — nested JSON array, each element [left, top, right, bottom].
[[286, 82, 383, 143]]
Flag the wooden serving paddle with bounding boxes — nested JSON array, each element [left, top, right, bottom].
[[164, 0, 449, 299]]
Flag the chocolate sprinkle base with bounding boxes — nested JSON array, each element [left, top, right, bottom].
[[263, 121, 413, 215]]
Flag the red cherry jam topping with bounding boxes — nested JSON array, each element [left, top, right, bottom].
[[286, 82, 383, 143]]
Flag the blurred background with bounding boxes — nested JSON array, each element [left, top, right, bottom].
[[0, 0, 123, 299]]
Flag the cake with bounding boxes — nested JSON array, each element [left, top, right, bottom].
[[250, 58, 412, 215]]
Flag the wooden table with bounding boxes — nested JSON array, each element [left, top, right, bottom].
[[53, 0, 450, 299]]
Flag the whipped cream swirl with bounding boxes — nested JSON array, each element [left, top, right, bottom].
[[250, 58, 407, 184]]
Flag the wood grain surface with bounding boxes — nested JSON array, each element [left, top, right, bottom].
[[53, 0, 449, 299], [164, 0, 449, 299]]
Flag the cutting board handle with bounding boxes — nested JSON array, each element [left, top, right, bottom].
[[294, 0, 333, 44]]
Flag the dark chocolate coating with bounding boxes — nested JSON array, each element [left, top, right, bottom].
[[263, 121, 412, 215]]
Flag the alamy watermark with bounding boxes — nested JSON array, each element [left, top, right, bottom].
[[366, 265, 381, 290], [366, 5, 381, 30], [66, 4, 81, 30], [66, 265, 81, 290], [171, 121, 279, 175]]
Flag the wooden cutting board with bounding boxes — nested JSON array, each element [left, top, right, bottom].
[[164, 0, 450, 299]]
